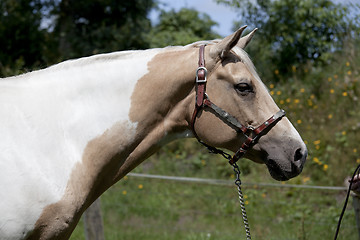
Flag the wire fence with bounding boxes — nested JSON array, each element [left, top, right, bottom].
[[127, 172, 348, 191]]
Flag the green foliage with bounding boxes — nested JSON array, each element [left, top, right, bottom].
[[0, 1, 221, 76], [0, 0, 52, 76], [217, 0, 355, 78], [266, 37, 360, 186], [52, 0, 155, 60], [149, 8, 220, 48]]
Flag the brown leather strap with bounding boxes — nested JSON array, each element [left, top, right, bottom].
[[191, 45, 207, 136], [229, 109, 286, 164], [196, 45, 206, 108], [253, 110, 286, 135]]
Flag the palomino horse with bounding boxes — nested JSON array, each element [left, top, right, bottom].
[[0, 26, 307, 239]]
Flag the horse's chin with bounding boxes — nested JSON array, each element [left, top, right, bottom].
[[244, 151, 302, 181], [265, 158, 302, 181], [266, 162, 290, 181]]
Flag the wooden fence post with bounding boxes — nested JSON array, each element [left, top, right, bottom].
[[83, 198, 105, 240], [352, 195, 360, 240]]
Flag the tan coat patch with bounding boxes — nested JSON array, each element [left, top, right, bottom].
[[28, 121, 137, 240]]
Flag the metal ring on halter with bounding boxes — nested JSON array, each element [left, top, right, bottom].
[[196, 67, 207, 83]]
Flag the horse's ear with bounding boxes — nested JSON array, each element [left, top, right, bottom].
[[237, 28, 258, 49], [210, 26, 247, 59]]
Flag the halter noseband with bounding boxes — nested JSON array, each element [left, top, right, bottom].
[[190, 45, 286, 165]]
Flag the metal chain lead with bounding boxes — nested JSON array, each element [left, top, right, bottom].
[[233, 163, 252, 240], [198, 144, 252, 239]]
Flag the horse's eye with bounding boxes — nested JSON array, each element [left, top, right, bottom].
[[235, 83, 253, 93]]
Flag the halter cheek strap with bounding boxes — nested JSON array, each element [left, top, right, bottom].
[[190, 45, 286, 165]]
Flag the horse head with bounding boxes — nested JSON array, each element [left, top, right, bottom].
[[190, 26, 307, 181]]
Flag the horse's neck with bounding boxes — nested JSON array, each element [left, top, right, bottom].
[[39, 47, 196, 193], [109, 46, 200, 182], [57, 46, 199, 206]]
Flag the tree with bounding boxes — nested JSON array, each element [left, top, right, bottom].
[[52, 0, 155, 60], [0, 1, 220, 77], [0, 0, 52, 76], [217, 0, 351, 77], [148, 8, 220, 48]]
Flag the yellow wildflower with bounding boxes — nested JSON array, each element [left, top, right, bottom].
[[269, 83, 275, 89], [292, 66, 297, 72], [313, 157, 321, 165], [328, 114, 333, 119], [294, 99, 300, 104], [346, 61, 350, 66], [300, 88, 305, 93], [297, 119, 302, 124], [276, 91, 282, 96], [270, 91, 274, 96], [334, 74, 338, 79], [122, 190, 127, 195], [286, 98, 291, 103], [328, 77, 332, 82], [274, 69, 279, 75], [261, 193, 267, 198], [280, 100, 285, 104], [138, 184, 143, 189], [313, 140, 321, 145], [342, 92, 348, 96], [342, 131, 347, 136], [245, 201, 249, 205], [302, 176, 311, 183], [315, 145, 320, 150], [323, 164, 328, 171], [348, 71, 352, 75], [330, 89, 335, 94], [354, 149, 358, 153], [357, 159, 360, 164]]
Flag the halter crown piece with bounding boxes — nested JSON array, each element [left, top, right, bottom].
[[190, 45, 286, 165]]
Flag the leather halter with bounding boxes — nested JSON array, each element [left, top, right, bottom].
[[191, 45, 286, 165]]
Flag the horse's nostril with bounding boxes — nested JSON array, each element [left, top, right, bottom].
[[294, 148, 303, 162]]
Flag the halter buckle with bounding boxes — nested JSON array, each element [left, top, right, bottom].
[[196, 67, 207, 83]]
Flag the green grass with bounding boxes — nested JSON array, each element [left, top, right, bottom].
[[70, 169, 357, 240], [70, 139, 358, 240]]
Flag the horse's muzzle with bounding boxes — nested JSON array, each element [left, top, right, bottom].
[[266, 147, 307, 181]]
